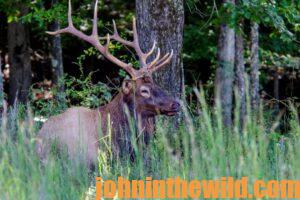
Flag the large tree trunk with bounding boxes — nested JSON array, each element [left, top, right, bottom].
[[135, 0, 185, 110], [49, 0, 65, 104], [235, 21, 246, 127], [215, 0, 235, 127], [7, 5, 32, 105], [250, 22, 260, 110]]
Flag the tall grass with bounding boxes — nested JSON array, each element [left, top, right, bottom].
[[0, 90, 299, 199]]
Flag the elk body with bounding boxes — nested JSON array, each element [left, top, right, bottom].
[[36, 0, 180, 168]]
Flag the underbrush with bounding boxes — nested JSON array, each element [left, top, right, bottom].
[[0, 91, 299, 199]]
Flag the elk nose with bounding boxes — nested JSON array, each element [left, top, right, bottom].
[[171, 101, 180, 110]]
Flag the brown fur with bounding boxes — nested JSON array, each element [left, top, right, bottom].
[[36, 77, 180, 168]]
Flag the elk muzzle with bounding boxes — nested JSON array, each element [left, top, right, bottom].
[[159, 100, 180, 116]]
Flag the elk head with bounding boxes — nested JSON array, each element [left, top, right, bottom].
[[121, 77, 180, 117], [47, 0, 180, 117]]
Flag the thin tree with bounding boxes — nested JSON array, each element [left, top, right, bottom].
[[273, 68, 279, 114], [250, 21, 259, 110], [135, 0, 185, 121], [7, 4, 32, 105], [49, 0, 65, 105], [235, 2, 246, 128], [0, 53, 3, 115], [215, 0, 235, 127]]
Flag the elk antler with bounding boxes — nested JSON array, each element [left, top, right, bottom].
[[110, 19, 173, 71], [47, 0, 173, 80]]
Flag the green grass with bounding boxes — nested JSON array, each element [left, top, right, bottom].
[[0, 91, 299, 199]]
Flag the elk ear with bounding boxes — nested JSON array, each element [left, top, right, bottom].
[[122, 80, 133, 95]]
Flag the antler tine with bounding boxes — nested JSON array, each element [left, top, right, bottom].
[[105, 34, 136, 76], [131, 18, 173, 72], [111, 20, 132, 47], [46, 0, 91, 42], [92, 0, 99, 37], [148, 48, 161, 68], [147, 51, 169, 70], [104, 34, 110, 51], [112, 20, 118, 36], [146, 41, 157, 58], [132, 18, 145, 66], [109, 18, 162, 69], [46, 0, 73, 35], [67, 0, 73, 26], [149, 50, 173, 72], [46, 0, 138, 79], [103, 34, 136, 78], [154, 51, 170, 66], [132, 18, 161, 69], [46, 0, 173, 79]]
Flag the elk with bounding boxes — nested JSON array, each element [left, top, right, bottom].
[[36, 0, 180, 168]]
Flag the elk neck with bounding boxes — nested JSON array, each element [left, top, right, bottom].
[[97, 91, 155, 140]]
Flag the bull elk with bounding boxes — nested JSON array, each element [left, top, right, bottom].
[[36, 0, 180, 168]]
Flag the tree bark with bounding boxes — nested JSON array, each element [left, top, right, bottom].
[[8, 5, 32, 105], [215, 0, 235, 127], [135, 0, 185, 110], [250, 22, 260, 110], [273, 69, 279, 113], [235, 21, 246, 127], [49, 0, 65, 104], [0, 54, 3, 115]]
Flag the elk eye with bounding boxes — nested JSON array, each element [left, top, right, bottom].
[[140, 86, 150, 98]]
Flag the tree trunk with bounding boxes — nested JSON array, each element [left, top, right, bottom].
[[273, 68, 279, 114], [49, 0, 65, 104], [7, 5, 32, 105], [235, 21, 246, 127], [215, 0, 235, 127], [0, 54, 3, 115], [135, 0, 185, 114], [250, 22, 260, 110]]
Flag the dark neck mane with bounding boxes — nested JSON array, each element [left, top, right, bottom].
[[98, 92, 155, 140], [97, 92, 154, 157]]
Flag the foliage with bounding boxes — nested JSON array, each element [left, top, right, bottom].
[[64, 72, 112, 108], [0, 0, 32, 22], [184, 0, 300, 59], [31, 71, 112, 118], [183, 0, 300, 100], [0, 90, 299, 199], [2, 0, 298, 100], [261, 49, 300, 69], [22, 1, 66, 26]]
